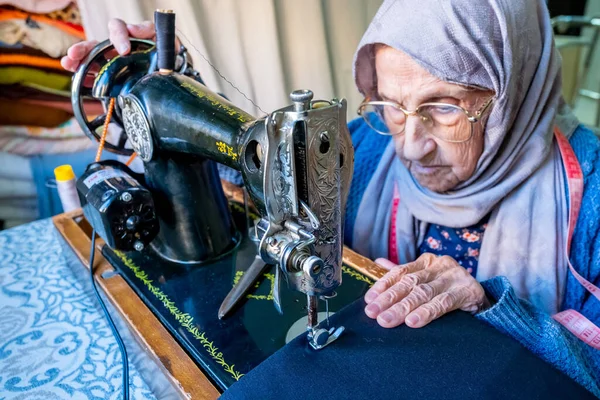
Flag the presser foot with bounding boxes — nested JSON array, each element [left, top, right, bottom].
[[308, 326, 345, 350]]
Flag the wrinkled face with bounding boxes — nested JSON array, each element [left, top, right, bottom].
[[374, 46, 493, 192]]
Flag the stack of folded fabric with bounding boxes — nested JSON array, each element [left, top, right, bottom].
[[0, 1, 101, 228], [0, 1, 87, 126]]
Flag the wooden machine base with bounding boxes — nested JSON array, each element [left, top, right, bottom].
[[52, 182, 387, 399]]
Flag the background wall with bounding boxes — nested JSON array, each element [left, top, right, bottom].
[[573, 0, 600, 127], [77, 0, 383, 119], [2, 0, 598, 229]]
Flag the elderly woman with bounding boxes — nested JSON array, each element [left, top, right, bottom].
[[345, 0, 600, 395], [62, 0, 599, 395]]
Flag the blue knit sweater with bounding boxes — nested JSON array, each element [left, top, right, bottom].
[[345, 117, 600, 397]]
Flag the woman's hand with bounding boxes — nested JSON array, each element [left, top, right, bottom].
[[60, 19, 155, 72], [365, 254, 490, 328]]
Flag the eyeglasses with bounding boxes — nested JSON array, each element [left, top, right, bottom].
[[357, 96, 494, 143]]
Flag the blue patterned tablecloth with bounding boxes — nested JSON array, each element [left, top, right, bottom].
[[0, 219, 178, 400]]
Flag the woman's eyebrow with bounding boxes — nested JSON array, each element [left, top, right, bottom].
[[420, 87, 471, 100], [377, 92, 398, 102]]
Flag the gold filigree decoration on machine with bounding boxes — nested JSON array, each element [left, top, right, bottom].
[[216, 141, 239, 161], [233, 271, 275, 301], [113, 250, 245, 381], [342, 265, 374, 287], [180, 81, 253, 123], [231, 266, 374, 303]]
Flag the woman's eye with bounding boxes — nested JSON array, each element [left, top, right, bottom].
[[420, 104, 462, 125], [384, 106, 405, 121], [431, 105, 458, 114]]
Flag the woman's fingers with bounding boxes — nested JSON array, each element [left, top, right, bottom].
[[365, 266, 405, 304], [128, 21, 183, 62], [404, 287, 469, 328], [364, 260, 426, 304], [126, 21, 156, 39], [365, 268, 441, 319], [62, 19, 157, 72], [61, 19, 176, 74], [364, 253, 488, 329], [108, 18, 131, 55], [67, 40, 99, 60], [374, 258, 396, 271], [60, 55, 79, 72], [61, 40, 99, 72], [371, 277, 452, 326]]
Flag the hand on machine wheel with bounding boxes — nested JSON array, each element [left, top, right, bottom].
[[65, 17, 188, 157], [61, 19, 156, 72]]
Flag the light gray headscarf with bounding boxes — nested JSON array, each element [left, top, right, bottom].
[[352, 0, 580, 314]]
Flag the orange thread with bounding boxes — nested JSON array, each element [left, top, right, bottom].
[[125, 152, 138, 166], [95, 98, 115, 162]]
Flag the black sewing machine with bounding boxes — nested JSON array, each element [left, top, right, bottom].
[[70, 10, 369, 389]]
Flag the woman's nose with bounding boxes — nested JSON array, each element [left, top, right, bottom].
[[401, 117, 436, 161]]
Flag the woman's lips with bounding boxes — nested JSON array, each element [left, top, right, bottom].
[[411, 164, 446, 175]]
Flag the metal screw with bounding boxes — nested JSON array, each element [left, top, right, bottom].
[[134, 241, 144, 251], [266, 237, 281, 254], [303, 256, 324, 276], [121, 192, 133, 202], [290, 89, 314, 103], [290, 89, 314, 112], [126, 215, 139, 231], [320, 132, 329, 142]]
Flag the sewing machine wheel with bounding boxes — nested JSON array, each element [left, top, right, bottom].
[[71, 38, 156, 156]]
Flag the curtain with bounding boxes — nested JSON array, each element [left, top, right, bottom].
[[77, 0, 382, 118]]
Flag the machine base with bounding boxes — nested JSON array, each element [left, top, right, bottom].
[[52, 183, 386, 396], [102, 203, 373, 390]]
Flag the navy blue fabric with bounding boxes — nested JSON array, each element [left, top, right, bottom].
[[221, 299, 595, 400]]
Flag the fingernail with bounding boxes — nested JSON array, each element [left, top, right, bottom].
[[126, 23, 136, 30], [365, 303, 380, 315], [117, 43, 129, 54], [375, 258, 396, 270], [365, 291, 378, 303], [406, 314, 420, 326], [380, 312, 393, 324]]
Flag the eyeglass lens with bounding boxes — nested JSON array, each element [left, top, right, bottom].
[[361, 103, 472, 142]]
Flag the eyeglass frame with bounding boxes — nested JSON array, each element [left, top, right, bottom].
[[357, 96, 494, 143]]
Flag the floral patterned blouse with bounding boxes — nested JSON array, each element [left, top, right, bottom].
[[417, 214, 491, 277]]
